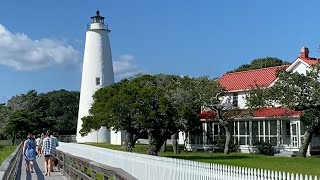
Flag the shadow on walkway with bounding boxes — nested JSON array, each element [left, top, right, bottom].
[[15, 155, 67, 179]]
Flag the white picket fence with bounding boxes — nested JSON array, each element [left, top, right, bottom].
[[57, 142, 319, 180]]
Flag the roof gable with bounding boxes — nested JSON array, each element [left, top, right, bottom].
[[218, 65, 288, 92]]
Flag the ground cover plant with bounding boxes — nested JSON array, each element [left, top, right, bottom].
[[0, 146, 16, 165], [86, 143, 320, 177]]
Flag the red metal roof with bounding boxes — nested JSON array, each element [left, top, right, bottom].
[[300, 57, 320, 65], [253, 107, 302, 118], [200, 107, 301, 120], [218, 65, 288, 91]]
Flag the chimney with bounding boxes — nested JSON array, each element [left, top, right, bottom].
[[300, 47, 309, 59]]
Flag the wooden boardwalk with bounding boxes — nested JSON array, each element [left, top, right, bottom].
[[16, 156, 67, 180]]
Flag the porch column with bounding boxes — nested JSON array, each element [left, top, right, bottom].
[[203, 122, 207, 145], [277, 120, 281, 149], [249, 121, 253, 146]]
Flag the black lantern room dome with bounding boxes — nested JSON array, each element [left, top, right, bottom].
[[91, 10, 105, 24]]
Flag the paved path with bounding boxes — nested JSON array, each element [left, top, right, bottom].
[[16, 156, 68, 180]]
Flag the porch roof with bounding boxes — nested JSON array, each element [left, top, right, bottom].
[[199, 107, 302, 121]]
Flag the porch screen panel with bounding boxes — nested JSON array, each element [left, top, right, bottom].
[[239, 121, 246, 145], [213, 123, 219, 143], [259, 121, 264, 142], [269, 121, 277, 146], [300, 121, 306, 135], [252, 121, 259, 145]]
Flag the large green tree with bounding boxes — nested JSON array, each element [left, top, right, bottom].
[[81, 74, 224, 155], [228, 57, 289, 73], [41, 90, 80, 134], [3, 89, 79, 139], [246, 65, 320, 157], [0, 104, 10, 139], [196, 79, 239, 155], [81, 78, 146, 151]]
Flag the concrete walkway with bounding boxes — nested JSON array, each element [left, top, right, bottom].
[[16, 156, 68, 180]]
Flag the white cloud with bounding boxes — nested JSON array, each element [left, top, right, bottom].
[[0, 24, 81, 71], [113, 54, 144, 80]]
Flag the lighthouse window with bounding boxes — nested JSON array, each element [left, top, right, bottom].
[[96, 77, 101, 85]]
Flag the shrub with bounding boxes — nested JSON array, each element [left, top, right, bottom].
[[254, 141, 275, 156]]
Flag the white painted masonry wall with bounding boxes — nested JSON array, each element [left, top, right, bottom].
[[76, 22, 115, 143], [110, 130, 126, 145]]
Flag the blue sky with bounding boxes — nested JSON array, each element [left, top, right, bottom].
[[1, 1, 320, 103]]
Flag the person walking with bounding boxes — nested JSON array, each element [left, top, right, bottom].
[[22, 133, 37, 173], [35, 135, 42, 157], [50, 132, 59, 171], [42, 131, 56, 176]]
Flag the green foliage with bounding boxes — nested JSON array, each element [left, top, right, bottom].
[[41, 90, 80, 134], [81, 74, 223, 137], [216, 134, 238, 153], [0, 105, 10, 139], [1, 89, 79, 138], [228, 57, 289, 73], [254, 141, 275, 156], [0, 146, 16, 165], [6, 109, 44, 137], [81, 74, 223, 155], [246, 64, 320, 156]]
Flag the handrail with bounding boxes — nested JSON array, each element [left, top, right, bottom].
[[57, 150, 138, 180], [0, 142, 23, 180]]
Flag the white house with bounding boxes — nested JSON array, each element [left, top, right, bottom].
[[186, 47, 320, 155]]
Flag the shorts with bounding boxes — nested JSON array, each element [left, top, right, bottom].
[[44, 155, 52, 158]]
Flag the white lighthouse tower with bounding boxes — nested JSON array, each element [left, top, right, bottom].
[[76, 10, 114, 143]]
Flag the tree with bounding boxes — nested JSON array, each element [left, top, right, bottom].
[[81, 74, 227, 155], [0, 104, 10, 139], [228, 57, 289, 73], [5, 109, 44, 139], [81, 78, 146, 151], [4, 90, 44, 140], [170, 76, 223, 153], [246, 65, 320, 157], [3, 89, 79, 139], [189, 77, 243, 155], [41, 90, 80, 134], [6, 90, 41, 111]]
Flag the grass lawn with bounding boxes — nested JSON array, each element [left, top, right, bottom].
[[86, 143, 320, 177], [0, 146, 16, 165]]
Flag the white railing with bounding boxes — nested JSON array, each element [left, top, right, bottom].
[[57, 142, 319, 180]]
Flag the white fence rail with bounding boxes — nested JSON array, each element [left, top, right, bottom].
[[57, 142, 319, 180]]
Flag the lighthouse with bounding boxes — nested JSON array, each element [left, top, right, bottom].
[[76, 10, 114, 143]]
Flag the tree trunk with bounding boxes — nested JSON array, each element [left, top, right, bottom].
[[160, 141, 167, 152], [171, 133, 180, 154], [11, 134, 16, 146], [297, 128, 314, 157], [224, 125, 231, 155], [132, 134, 139, 148], [147, 131, 164, 156], [124, 131, 133, 151]]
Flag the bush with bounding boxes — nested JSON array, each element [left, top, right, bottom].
[[254, 141, 275, 156], [215, 134, 238, 153]]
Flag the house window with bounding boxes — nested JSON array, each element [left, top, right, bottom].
[[96, 77, 101, 85], [232, 93, 238, 107]]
